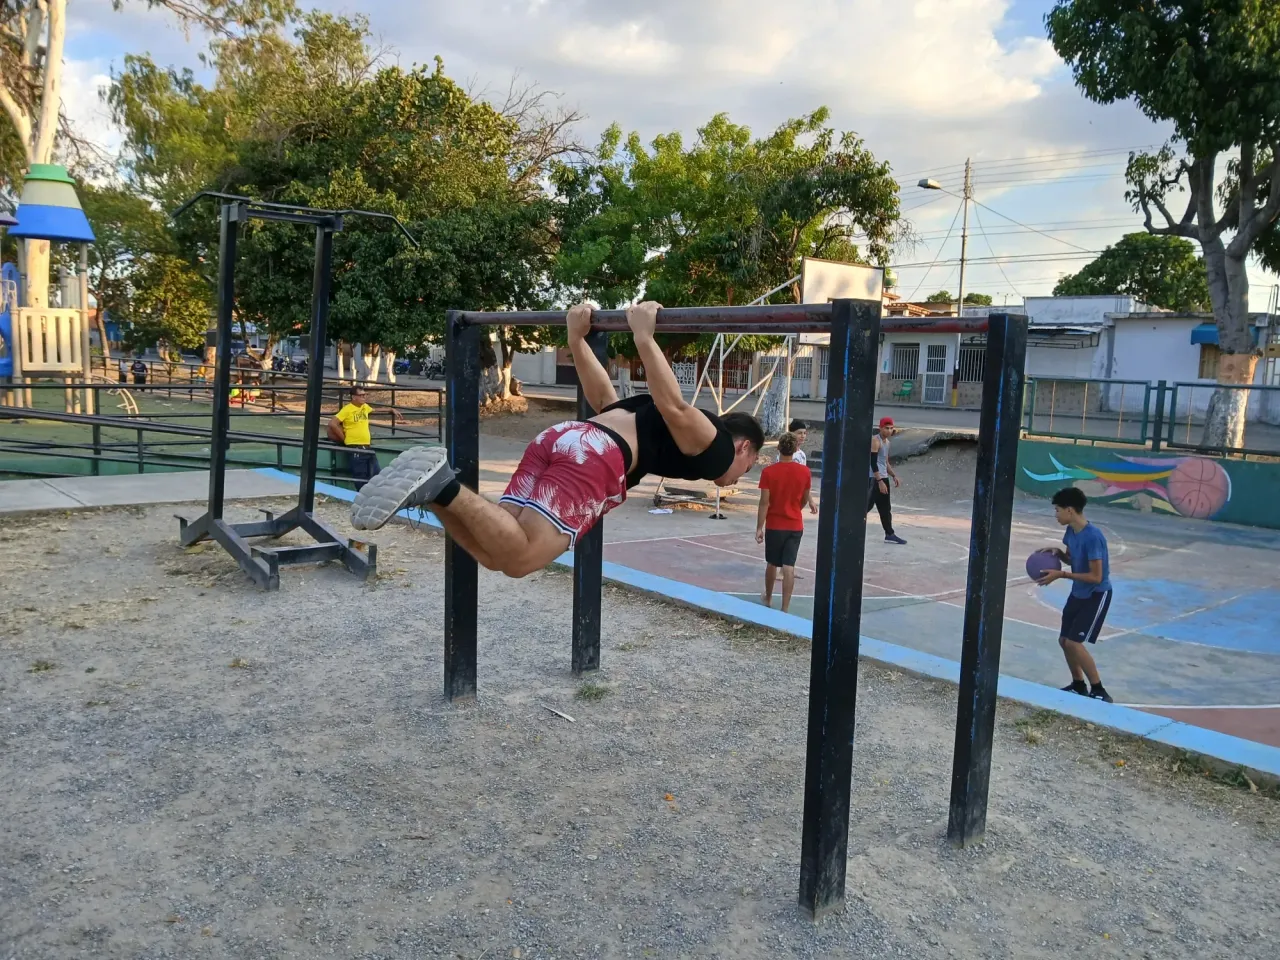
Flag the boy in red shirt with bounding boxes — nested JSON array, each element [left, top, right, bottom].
[[755, 431, 817, 613]]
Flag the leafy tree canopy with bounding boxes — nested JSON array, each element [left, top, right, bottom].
[[923, 290, 992, 305], [552, 110, 901, 356], [108, 11, 569, 356], [1052, 232, 1210, 311]]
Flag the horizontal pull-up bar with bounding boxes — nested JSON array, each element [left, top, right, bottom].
[[454, 303, 996, 335], [454, 303, 837, 331]]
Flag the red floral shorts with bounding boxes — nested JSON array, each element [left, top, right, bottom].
[[500, 421, 628, 547]]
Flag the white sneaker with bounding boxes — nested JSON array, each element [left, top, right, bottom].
[[351, 446, 454, 530]]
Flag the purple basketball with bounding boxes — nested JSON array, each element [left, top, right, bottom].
[[1026, 551, 1062, 581]]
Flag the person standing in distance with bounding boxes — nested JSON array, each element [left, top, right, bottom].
[[868, 416, 905, 544], [1036, 487, 1114, 702], [756, 431, 817, 613], [328, 386, 381, 491], [778, 419, 808, 465]]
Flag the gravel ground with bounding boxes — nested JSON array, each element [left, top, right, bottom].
[[1, 502, 1276, 960]]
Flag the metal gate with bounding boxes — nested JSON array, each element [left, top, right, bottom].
[[922, 344, 948, 404], [791, 348, 813, 397], [672, 361, 697, 391]]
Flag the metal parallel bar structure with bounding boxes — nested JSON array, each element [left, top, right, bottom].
[[797, 298, 880, 918], [947, 312, 1029, 848], [450, 299, 936, 921], [572, 329, 610, 676], [172, 199, 377, 590], [444, 311, 481, 701]]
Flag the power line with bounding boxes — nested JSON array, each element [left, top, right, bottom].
[[910, 221, 1141, 241], [904, 199, 965, 301], [972, 205, 1023, 300], [970, 199, 1095, 252], [891, 251, 1104, 269], [893, 145, 1160, 181]]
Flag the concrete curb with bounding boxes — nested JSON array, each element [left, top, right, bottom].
[[272, 467, 1280, 786]]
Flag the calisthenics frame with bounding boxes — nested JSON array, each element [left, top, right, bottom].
[[442, 299, 1027, 919]]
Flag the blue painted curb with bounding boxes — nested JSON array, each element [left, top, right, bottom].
[[266, 467, 1280, 781]]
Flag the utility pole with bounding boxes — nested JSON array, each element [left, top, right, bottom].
[[956, 158, 972, 319]]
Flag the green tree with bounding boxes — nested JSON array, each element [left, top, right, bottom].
[[1052, 232, 1210, 311], [124, 254, 213, 353], [554, 110, 901, 360], [76, 184, 173, 359], [924, 290, 992, 306], [109, 13, 574, 399], [1, 1, 293, 314], [1046, 0, 1280, 448]]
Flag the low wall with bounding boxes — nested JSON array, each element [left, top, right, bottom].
[[1017, 438, 1280, 531]]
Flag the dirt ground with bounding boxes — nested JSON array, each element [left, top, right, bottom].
[[1, 502, 1276, 960]]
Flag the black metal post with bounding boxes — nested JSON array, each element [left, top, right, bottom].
[[207, 202, 241, 519], [298, 223, 336, 513], [572, 329, 609, 676], [798, 298, 880, 920], [444, 311, 481, 701], [947, 312, 1029, 848], [1151, 380, 1167, 452], [91, 422, 101, 476]]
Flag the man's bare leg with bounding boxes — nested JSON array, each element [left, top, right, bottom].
[[428, 504, 497, 569], [763, 565, 777, 607], [435, 487, 570, 577], [781, 565, 796, 613]]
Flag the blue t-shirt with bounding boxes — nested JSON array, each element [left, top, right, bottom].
[[1063, 523, 1111, 598]]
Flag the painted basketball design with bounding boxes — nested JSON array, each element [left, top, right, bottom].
[[1165, 458, 1230, 519]]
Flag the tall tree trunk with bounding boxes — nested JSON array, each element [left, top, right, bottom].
[[335, 341, 347, 379], [1201, 239, 1257, 449], [479, 329, 519, 405], [617, 363, 635, 399], [384, 350, 397, 384], [22, 239, 51, 307], [92, 308, 111, 363], [364, 345, 382, 382], [759, 343, 793, 437]]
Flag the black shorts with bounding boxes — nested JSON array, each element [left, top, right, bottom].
[[1060, 589, 1112, 644], [764, 529, 803, 567]]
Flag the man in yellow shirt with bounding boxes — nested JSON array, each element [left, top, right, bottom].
[[327, 386, 381, 490]]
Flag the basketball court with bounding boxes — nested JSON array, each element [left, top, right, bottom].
[[591, 487, 1280, 749]]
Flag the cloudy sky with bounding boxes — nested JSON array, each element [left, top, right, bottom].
[[61, 0, 1278, 309]]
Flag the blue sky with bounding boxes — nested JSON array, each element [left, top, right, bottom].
[[60, 0, 1278, 309]]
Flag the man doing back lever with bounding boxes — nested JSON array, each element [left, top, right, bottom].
[[351, 302, 765, 577]]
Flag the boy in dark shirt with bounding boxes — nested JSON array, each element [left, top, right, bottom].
[[1036, 487, 1114, 703]]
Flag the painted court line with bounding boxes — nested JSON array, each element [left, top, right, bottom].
[[1103, 592, 1251, 642], [267, 469, 1280, 780], [1121, 703, 1280, 711]]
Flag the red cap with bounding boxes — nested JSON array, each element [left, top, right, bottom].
[[879, 416, 895, 428]]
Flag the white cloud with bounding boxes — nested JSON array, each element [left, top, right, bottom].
[[45, 0, 1277, 303], [60, 58, 121, 161]]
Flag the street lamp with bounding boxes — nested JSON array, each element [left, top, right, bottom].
[[919, 162, 973, 319]]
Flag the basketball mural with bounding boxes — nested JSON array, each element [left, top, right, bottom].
[[1019, 446, 1239, 522]]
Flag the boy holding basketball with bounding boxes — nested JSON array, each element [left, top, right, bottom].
[[756, 431, 817, 613], [1036, 487, 1114, 703]]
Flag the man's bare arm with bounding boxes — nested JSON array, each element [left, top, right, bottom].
[[628, 302, 717, 455], [566, 303, 619, 414]]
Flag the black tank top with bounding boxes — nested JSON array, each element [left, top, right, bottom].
[[598, 395, 736, 489]]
